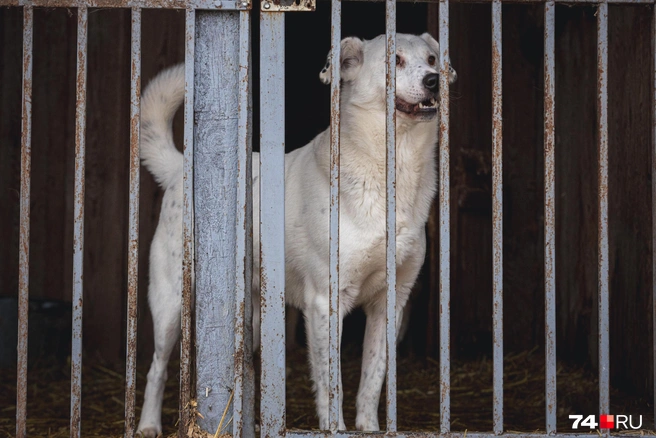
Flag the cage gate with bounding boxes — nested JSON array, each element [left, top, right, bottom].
[[3, 0, 656, 437]]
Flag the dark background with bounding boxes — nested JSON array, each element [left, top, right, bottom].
[[0, 0, 653, 407]]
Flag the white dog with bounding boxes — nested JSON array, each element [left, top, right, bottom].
[[136, 32, 456, 437]]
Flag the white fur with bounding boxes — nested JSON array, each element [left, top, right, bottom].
[[137, 33, 456, 437]]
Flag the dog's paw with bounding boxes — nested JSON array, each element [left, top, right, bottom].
[[136, 427, 161, 438], [355, 414, 379, 432]]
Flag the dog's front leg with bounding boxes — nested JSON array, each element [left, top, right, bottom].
[[305, 293, 346, 430], [355, 300, 404, 431]]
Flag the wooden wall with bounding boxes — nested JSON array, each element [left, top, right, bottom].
[[422, 3, 653, 397], [0, 6, 185, 362]]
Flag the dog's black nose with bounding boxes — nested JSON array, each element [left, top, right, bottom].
[[423, 73, 439, 92]]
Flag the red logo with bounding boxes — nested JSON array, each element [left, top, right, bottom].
[[600, 415, 614, 429]]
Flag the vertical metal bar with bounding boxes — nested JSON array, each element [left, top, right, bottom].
[[259, 11, 286, 438], [179, 8, 195, 437], [124, 8, 141, 438], [234, 9, 254, 438], [438, 0, 450, 433], [544, 0, 557, 434], [16, 6, 33, 438], [653, 3, 656, 427], [491, 0, 503, 434], [328, 0, 342, 431], [596, 0, 610, 424], [70, 6, 88, 438], [385, 0, 397, 431]]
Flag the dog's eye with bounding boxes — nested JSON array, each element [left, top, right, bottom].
[[396, 55, 402, 67], [428, 55, 436, 66]]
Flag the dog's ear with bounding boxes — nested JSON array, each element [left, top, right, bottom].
[[420, 32, 457, 83], [319, 37, 364, 85], [420, 32, 440, 56]]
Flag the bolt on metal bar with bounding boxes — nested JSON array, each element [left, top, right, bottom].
[[70, 6, 88, 438], [385, 0, 397, 431], [653, 3, 656, 428], [179, 8, 195, 437], [124, 8, 141, 438], [16, 6, 33, 438], [543, 0, 557, 434], [438, 0, 451, 433], [328, 0, 342, 431], [233, 9, 254, 438], [491, 0, 503, 434], [259, 11, 286, 438], [596, 0, 610, 425]]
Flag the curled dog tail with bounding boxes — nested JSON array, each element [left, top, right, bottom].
[[140, 63, 185, 190]]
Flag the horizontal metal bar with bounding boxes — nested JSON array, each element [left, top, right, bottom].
[[286, 433, 656, 438], [2, 0, 653, 5], [1, 0, 251, 9]]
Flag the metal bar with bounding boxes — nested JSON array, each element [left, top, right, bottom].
[[285, 433, 656, 438], [543, 0, 557, 434], [233, 9, 255, 438], [124, 7, 141, 438], [438, 0, 451, 433], [3, 0, 656, 6], [385, 0, 397, 431], [179, 8, 194, 437], [15, 6, 33, 438], [70, 6, 88, 438], [596, 0, 610, 425], [3, 0, 251, 9], [653, 2, 656, 427], [328, 0, 342, 431], [491, 0, 503, 434], [259, 10, 286, 438]]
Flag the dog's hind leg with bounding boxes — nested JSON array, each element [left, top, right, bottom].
[[305, 292, 346, 430], [137, 269, 181, 438]]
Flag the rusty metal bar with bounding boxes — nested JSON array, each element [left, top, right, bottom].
[[124, 7, 141, 438], [328, 0, 342, 431], [491, 0, 503, 434], [233, 8, 254, 438], [653, 3, 656, 427], [16, 6, 33, 438], [543, 0, 557, 433], [1, 0, 251, 8], [596, 0, 610, 425], [438, 0, 451, 433], [285, 433, 656, 438], [385, 0, 397, 431], [179, 7, 195, 437], [2, 0, 656, 5], [70, 6, 88, 438], [259, 10, 286, 438]]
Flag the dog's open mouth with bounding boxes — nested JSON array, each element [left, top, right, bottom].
[[395, 97, 437, 116]]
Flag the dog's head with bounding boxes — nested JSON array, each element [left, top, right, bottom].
[[320, 33, 457, 123]]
